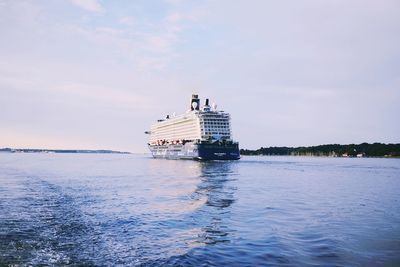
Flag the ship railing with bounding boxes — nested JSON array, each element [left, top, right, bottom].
[[151, 139, 196, 146]]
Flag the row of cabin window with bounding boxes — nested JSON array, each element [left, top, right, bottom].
[[204, 132, 230, 135], [201, 118, 229, 122], [203, 126, 230, 130], [203, 130, 229, 133], [201, 116, 229, 119], [201, 123, 229, 127], [201, 120, 228, 124], [202, 118, 229, 121]]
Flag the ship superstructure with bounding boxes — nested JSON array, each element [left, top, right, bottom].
[[146, 94, 240, 160]]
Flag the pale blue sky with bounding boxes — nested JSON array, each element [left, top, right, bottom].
[[0, 0, 399, 152]]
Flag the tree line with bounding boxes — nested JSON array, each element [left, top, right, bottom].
[[240, 143, 400, 157]]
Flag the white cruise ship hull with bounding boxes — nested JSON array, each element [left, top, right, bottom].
[[148, 141, 240, 160]]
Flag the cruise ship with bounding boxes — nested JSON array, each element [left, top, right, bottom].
[[145, 94, 240, 160]]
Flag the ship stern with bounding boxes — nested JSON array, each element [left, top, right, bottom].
[[196, 142, 240, 160]]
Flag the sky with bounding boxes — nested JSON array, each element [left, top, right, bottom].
[[0, 0, 399, 152]]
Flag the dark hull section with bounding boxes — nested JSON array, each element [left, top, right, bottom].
[[149, 142, 240, 160]]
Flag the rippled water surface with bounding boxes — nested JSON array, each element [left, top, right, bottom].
[[1, 154, 400, 266]]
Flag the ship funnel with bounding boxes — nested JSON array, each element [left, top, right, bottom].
[[190, 94, 200, 111], [203, 98, 211, 112]]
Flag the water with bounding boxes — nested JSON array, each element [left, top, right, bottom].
[[1, 154, 399, 266]]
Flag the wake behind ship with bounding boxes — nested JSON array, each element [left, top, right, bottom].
[[145, 94, 240, 160]]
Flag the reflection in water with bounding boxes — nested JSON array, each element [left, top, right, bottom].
[[146, 159, 238, 247], [194, 161, 238, 245]]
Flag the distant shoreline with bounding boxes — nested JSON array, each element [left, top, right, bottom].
[[0, 148, 130, 154], [240, 143, 400, 158], [240, 154, 400, 158], [2, 143, 400, 158]]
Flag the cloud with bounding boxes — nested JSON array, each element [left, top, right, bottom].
[[119, 16, 135, 26], [69, 0, 104, 13], [165, 12, 182, 23], [53, 83, 155, 110], [163, 0, 184, 5]]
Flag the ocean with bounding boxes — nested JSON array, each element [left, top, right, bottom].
[[1, 154, 399, 266]]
